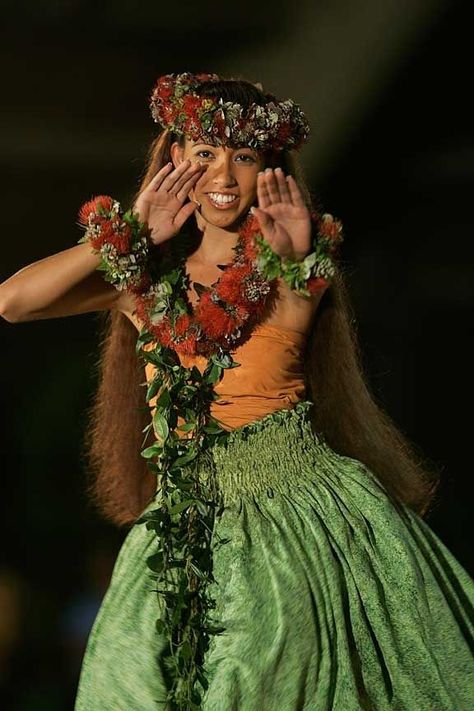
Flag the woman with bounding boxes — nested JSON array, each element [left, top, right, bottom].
[[1, 73, 473, 710]]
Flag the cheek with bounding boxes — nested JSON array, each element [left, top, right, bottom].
[[239, 172, 259, 197], [192, 170, 209, 191]]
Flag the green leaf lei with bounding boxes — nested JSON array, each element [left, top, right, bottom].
[[134, 233, 239, 709], [136, 332, 234, 709]]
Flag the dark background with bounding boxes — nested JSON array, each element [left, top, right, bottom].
[[1, 1, 472, 708]]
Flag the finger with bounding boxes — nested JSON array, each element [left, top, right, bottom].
[[286, 174, 305, 208], [169, 163, 205, 196], [250, 206, 275, 241], [160, 159, 192, 192], [274, 167, 292, 204], [263, 168, 281, 205], [257, 172, 271, 208], [147, 162, 174, 192], [173, 200, 199, 231], [175, 168, 207, 202]]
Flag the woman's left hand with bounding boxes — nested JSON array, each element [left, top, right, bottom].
[[251, 167, 311, 262]]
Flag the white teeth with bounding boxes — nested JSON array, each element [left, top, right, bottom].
[[208, 193, 238, 204]]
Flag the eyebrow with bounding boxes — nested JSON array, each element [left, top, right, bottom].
[[192, 144, 258, 155]]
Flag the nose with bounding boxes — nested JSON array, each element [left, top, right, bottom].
[[209, 153, 238, 188]]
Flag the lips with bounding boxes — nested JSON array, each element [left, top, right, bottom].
[[206, 192, 240, 209]]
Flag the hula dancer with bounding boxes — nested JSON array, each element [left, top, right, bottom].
[[2, 72, 473, 710]]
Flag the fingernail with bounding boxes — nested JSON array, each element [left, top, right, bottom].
[[250, 206, 256, 214]]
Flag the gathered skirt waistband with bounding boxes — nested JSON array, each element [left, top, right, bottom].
[[193, 400, 386, 508]]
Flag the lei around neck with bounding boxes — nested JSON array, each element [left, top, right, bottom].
[[134, 212, 274, 358], [133, 210, 338, 358]]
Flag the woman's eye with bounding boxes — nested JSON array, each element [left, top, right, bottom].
[[236, 154, 255, 162], [194, 150, 256, 162]]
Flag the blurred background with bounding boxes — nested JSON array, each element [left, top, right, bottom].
[[1, 0, 472, 708]]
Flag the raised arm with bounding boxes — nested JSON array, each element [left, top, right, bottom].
[[0, 242, 124, 323], [1, 160, 206, 325]]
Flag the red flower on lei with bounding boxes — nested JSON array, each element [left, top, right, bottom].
[[78, 195, 133, 253]]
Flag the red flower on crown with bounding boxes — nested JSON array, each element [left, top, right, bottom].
[[183, 95, 205, 115]]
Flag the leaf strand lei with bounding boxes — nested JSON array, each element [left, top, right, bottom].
[[76, 196, 343, 709]]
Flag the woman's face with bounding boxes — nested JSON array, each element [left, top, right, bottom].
[[170, 137, 265, 229]]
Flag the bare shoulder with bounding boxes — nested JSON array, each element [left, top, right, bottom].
[[261, 278, 329, 333]]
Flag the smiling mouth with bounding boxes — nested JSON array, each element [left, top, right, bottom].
[[206, 192, 239, 209]]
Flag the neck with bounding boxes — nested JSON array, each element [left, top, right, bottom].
[[191, 215, 241, 265]]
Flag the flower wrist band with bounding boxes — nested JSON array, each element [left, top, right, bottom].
[[76, 195, 153, 294], [253, 211, 343, 297]]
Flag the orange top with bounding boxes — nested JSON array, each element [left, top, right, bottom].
[[143, 323, 308, 436]]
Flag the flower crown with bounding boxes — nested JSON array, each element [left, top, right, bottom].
[[149, 72, 311, 152]]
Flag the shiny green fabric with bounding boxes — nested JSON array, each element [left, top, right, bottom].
[[75, 402, 474, 709]]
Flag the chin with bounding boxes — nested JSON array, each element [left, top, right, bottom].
[[200, 204, 250, 229]]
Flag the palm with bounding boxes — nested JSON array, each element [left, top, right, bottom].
[[145, 196, 184, 241], [133, 160, 206, 246], [252, 169, 311, 261]]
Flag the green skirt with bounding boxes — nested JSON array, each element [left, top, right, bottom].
[[75, 401, 474, 710]]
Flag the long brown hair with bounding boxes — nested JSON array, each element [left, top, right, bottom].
[[82, 79, 442, 527]]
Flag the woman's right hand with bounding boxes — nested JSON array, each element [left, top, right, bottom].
[[133, 159, 207, 246]]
